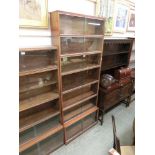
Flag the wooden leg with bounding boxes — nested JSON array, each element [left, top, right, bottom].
[[98, 109, 104, 125]]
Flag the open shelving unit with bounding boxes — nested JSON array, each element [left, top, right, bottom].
[[19, 47, 64, 155], [50, 10, 105, 143], [98, 38, 134, 115]]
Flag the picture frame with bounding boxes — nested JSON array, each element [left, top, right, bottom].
[[95, 0, 115, 36], [113, 3, 129, 33], [19, 0, 48, 28], [127, 10, 135, 31]]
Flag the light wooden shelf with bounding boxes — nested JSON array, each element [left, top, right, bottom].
[[64, 106, 98, 128], [63, 91, 97, 111], [19, 65, 57, 77], [20, 108, 60, 133], [20, 92, 59, 112], [19, 124, 63, 153]]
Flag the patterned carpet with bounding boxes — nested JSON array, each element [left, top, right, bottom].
[[52, 96, 135, 155]]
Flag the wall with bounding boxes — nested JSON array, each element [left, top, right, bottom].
[[19, 0, 135, 48], [19, 0, 95, 48]]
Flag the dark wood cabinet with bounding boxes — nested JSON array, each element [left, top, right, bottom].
[[98, 38, 134, 124], [19, 47, 64, 154], [50, 10, 105, 143]]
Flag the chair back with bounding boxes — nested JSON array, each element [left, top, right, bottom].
[[112, 115, 121, 154]]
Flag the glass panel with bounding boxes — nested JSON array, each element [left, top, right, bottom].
[[19, 101, 59, 131], [19, 71, 57, 94], [64, 104, 82, 122], [19, 50, 57, 72], [20, 131, 63, 155], [60, 14, 84, 35], [20, 145, 39, 155], [39, 130, 63, 155], [60, 37, 84, 55], [63, 84, 98, 109], [66, 121, 82, 140], [85, 18, 104, 35], [85, 38, 103, 52], [61, 54, 100, 74], [20, 128, 35, 145], [82, 112, 96, 130], [19, 115, 60, 144], [82, 97, 97, 112]]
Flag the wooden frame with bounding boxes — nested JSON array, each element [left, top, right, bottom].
[[50, 10, 105, 143], [19, 46, 64, 154], [19, 0, 48, 28], [127, 9, 135, 31]]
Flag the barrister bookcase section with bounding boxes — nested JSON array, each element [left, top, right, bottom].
[[50, 10, 105, 143], [19, 47, 63, 155]]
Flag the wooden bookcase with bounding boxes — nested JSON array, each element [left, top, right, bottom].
[[19, 47, 64, 154], [98, 38, 134, 123], [50, 11, 105, 143]]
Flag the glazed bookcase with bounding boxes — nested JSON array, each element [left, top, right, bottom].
[[50, 11, 105, 143], [19, 47, 64, 155]]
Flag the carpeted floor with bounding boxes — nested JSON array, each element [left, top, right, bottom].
[[52, 96, 135, 155]]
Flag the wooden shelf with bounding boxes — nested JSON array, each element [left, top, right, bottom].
[[61, 51, 102, 58], [63, 91, 97, 111], [62, 79, 98, 94], [20, 81, 57, 93], [20, 92, 59, 112], [19, 65, 57, 77], [62, 64, 100, 76], [102, 63, 127, 71], [20, 108, 60, 133], [104, 51, 128, 56], [19, 124, 63, 153], [64, 106, 98, 128]]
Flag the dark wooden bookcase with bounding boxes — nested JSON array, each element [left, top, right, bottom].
[[98, 38, 134, 123], [50, 11, 105, 143], [19, 47, 64, 154]]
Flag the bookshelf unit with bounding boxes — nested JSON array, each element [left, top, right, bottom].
[[50, 11, 105, 143], [19, 47, 64, 154], [98, 38, 134, 124]]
